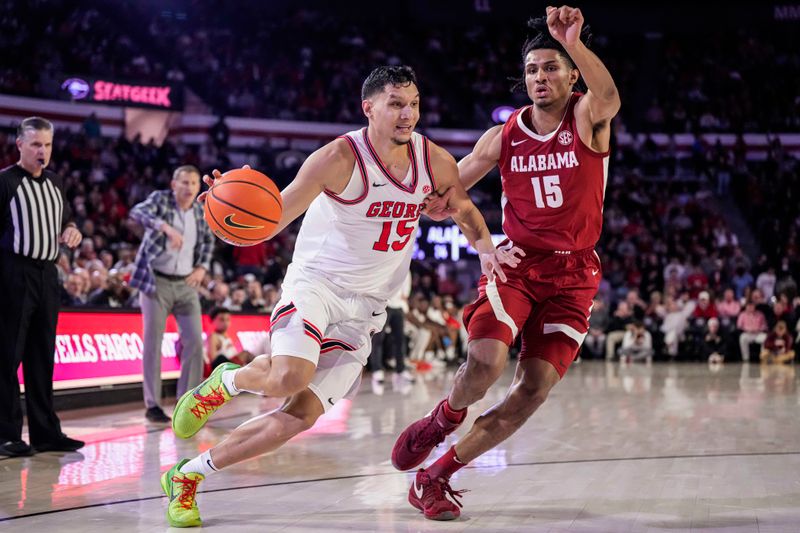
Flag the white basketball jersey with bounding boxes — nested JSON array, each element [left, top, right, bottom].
[[290, 127, 437, 301]]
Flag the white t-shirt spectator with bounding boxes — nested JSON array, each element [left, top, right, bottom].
[[756, 270, 776, 301]]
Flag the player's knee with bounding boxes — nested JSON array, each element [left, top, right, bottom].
[[466, 340, 508, 380], [516, 379, 552, 411], [281, 393, 324, 431]]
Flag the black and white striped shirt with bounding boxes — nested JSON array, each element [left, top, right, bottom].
[[0, 164, 72, 261]]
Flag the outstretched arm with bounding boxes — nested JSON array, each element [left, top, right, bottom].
[[429, 142, 523, 282], [423, 125, 502, 220], [547, 5, 620, 147]]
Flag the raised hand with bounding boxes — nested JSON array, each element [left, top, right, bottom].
[[546, 5, 584, 47]]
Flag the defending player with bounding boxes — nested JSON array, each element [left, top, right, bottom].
[[391, 6, 621, 520]]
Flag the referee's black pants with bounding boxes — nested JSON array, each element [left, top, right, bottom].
[[0, 253, 64, 445]]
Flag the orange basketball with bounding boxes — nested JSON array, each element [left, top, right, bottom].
[[203, 168, 282, 246]]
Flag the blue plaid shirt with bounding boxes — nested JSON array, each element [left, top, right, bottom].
[[129, 190, 214, 296]]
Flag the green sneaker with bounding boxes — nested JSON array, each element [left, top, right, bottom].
[[173, 362, 240, 439], [161, 459, 204, 528]]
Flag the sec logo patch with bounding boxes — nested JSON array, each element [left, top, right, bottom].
[[558, 130, 573, 145], [423, 185, 432, 194]]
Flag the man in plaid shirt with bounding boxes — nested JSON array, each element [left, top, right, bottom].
[[130, 165, 214, 423]]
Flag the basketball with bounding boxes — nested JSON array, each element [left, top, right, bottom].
[[203, 168, 282, 246]]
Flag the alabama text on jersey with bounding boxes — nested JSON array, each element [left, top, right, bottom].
[[499, 92, 609, 252]]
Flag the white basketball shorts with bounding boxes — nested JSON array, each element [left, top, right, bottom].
[[268, 267, 387, 411]]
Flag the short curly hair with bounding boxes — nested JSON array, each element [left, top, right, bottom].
[[361, 65, 418, 100]]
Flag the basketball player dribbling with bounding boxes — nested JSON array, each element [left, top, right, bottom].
[[391, 6, 621, 520], [159, 66, 523, 528]]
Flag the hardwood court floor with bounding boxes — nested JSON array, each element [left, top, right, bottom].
[[1, 361, 798, 532]]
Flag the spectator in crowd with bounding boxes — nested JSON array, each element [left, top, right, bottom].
[[369, 273, 414, 386], [605, 301, 634, 360], [241, 275, 268, 312], [87, 269, 134, 307], [428, 295, 459, 363], [750, 289, 775, 327], [583, 298, 609, 359], [692, 291, 717, 320], [736, 301, 768, 361], [704, 317, 726, 364], [731, 266, 754, 300], [756, 267, 777, 301], [227, 286, 248, 312], [129, 165, 213, 423], [661, 296, 696, 357], [406, 293, 436, 367], [716, 288, 741, 327], [624, 289, 647, 319], [759, 320, 795, 364], [205, 306, 256, 375], [202, 280, 230, 312], [62, 272, 88, 306], [618, 321, 654, 363], [262, 284, 280, 313]]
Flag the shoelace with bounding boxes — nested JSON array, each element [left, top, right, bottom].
[[172, 475, 199, 510], [426, 474, 467, 508], [189, 386, 227, 419]]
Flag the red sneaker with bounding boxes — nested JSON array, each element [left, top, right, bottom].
[[408, 468, 466, 521], [391, 399, 465, 471]]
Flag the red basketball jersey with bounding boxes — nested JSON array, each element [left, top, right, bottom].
[[499, 92, 609, 252]]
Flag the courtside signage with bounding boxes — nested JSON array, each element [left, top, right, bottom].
[[18, 312, 268, 390]]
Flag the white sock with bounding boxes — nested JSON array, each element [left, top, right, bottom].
[[222, 369, 241, 396], [180, 450, 219, 477]]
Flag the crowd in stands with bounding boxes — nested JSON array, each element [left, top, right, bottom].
[[2, 121, 793, 368], [2, 2, 799, 368], [2, 2, 798, 132]]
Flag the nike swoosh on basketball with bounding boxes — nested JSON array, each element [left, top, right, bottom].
[[372, 182, 387, 187], [413, 480, 424, 500], [510, 139, 528, 147], [224, 214, 264, 230]]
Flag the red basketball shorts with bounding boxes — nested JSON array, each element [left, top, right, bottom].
[[462, 244, 601, 377]]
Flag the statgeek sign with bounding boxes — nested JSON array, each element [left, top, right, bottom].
[[18, 311, 269, 390], [61, 77, 184, 110]]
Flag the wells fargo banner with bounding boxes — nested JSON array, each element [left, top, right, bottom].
[[18, 311, 269, 390]]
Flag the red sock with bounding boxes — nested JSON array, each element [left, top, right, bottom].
[[427, 445, 466, 480], [441, 399, 466, 424]]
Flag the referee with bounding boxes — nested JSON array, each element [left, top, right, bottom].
[[0, 117, 84, 457]]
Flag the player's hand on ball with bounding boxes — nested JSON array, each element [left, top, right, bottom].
[[198, 164, 252, 203]]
